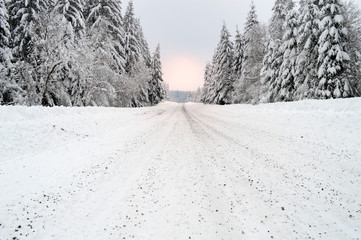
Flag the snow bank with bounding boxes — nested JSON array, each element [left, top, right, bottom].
[[0, 107, 131, 163]]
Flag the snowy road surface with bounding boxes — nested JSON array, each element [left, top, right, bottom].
[[1, 100, 361, 239]]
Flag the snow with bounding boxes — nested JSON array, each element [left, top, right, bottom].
[[334, 14, 344, 24], [1, 99, 361, 239]]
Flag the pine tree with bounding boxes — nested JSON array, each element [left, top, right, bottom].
[[238, 1, 259, 85], [201, 62, 212, 104], [294, 0, 321, 99], [86, 0, 126, 73], [123, 0, 140, 74], [234, 2, 265, 104], [261, 0, 294, 102], [213, 23, 234, 105], [8, 0, 42, 62], [7, 0, 47, 105], [0, 0, 11, 68], [202, 52, 218, 104], [149, 44, 164, 105], [269, 0, 294, 40], [0, 0, 16, 104], [233, 26, 244, 78], [316, 0, 351, 98], [341, 0, 361, 96], [209, 53, 219, 103], [128, 18, 152, 107], [277, 9, 299, 101], [135, 18, 151, 66], [55, 0, 85, 36], [0, 0, 10, 60]]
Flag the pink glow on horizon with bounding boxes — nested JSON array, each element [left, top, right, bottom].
[[163, 55, 205, 91]]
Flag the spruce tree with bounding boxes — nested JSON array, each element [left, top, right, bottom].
[[135, 18, 151, 67], [0, 0, 10, 59], [55, 0, 85, 36], [277, 9, 299, 101], [234, 2, 265, 103], [0, 0, 11, 67], [233, 27, 244, 78], [86, 0, 126, 73], [340, 0, 361, 96], [202, 52, 218, 104], [294, 0, 321, 99], [201, 62, 213, 104], [212, 23, 234, 105], [239, 2, 259, 85], [149, 44, 164, 105], [261, 0, 294, 102], [316, 0, 351, 98], [129, 18, 152, 107], [123, 0, 140, 74], [7, 0, 46, 105], [0, 0, 16, 104], [8, 0, 42, 62]]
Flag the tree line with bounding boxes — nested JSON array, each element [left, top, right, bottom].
[[202, 0, 361, 105], [0, 0, 165, 107]]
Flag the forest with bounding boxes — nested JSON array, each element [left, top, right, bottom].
[[202, 0, 361, 104], [0, 0, 166, 107]]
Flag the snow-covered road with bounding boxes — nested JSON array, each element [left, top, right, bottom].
[[1, 100, 361, 239]]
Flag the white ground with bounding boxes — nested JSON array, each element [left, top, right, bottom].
[[0, 99, 361, 239]]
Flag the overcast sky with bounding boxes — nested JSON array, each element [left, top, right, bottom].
[[130, 0, 359, 91]]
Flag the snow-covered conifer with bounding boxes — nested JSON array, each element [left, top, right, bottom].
[[233, 2, 265, 104], [135, 18, 151, 66], [149, 44, 165, 105], [240, 2, 260, 70], [123, 1, 141, 74], [0, 0, 10, 56], [86, 0, 126, 73], [294, 0, 321, 99], [0, 0, 17, 105], [233, 27, 244, 78], [202, 52, 219, 104], [342, 0, 361, 96], [6, 0, 47, 105], [201, 62, 213, 104], [316, 0, 352, 98], [277, 9, 299, 101], [8, 0, 42, 62], [212, 23, 234, 105], [261, 0, 294, 102], [55, 0, 86, 36]]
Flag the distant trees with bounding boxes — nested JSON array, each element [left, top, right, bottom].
[[202, 0, 361, 105], [0, 0, 165, 107]]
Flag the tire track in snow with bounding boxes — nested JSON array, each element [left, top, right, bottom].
[[183, 104, 361, 239]]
